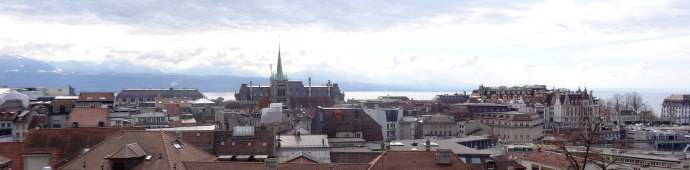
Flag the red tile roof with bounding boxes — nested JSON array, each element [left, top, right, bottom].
[[289, 97, 335, 108], [368, 151, 471, 170], [67, 107, 109, 127], [22, 127, 140, 169], [182, 161, 371, 170], [213, 129, 275, 156], [61, 131, 215, 170], [507, 150, 572, 168], [163, 104, 180, 115], [256, 96, 271, 110], [330, 152, 381, 164], [0, 153, 10, 167], [162, 131, 215, 153], [0, 142, 22, 170], [77, 92, 114, 102]]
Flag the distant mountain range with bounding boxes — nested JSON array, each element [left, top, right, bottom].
[[0, 55, 475, 92]]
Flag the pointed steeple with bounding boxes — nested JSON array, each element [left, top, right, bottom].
[[273, 44, 287, 81]]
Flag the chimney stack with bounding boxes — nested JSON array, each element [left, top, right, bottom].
[[435, 149, 452, 165], [425, 139, 431, 151], [486, 160, 496, 169], [327, 80, 332, 98], [249, 81, 253, 100], [308, 77, 312, 96]]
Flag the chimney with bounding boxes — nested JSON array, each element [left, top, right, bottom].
[[297, 131, 301, 138], [327, 80, 332, 98], [249, 81, 253, 100], [265, 158, 278, 170], [435, 149, 452, 165], [425, 139, 431, 151], [308, 77, 312, 96]]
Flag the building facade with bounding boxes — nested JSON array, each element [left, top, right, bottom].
[[548, 88, 601, 133], [115, 88, 204, 107], [234, 47, 345, 106], [661, 94, 690, 124], [421, 114, 460, 138], [476, 111, 543, 144], [473, 85, 550, 104]]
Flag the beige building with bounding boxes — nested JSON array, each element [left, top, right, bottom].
[[476, 111, 543, 144], [421, 114, 460, 138]]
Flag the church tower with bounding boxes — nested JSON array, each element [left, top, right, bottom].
[[271, 45, 289, 105]]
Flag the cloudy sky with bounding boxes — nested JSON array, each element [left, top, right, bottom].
[[1, 0, 689, 89]]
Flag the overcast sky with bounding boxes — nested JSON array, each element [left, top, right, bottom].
[[1, 0, 689, 89]]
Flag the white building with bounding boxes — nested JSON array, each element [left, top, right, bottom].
[[277, 134, 331, 163], [476, 111, 543, 144], [0, 88, 29, 108], [661, 94, 690, 124], [508, 97, 535, 113], [421, 114, 460, 139], [363, 106, 404, 141]]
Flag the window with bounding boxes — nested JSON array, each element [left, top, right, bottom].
[[277, 89, 286, 96], [387, 131, 396, 137]]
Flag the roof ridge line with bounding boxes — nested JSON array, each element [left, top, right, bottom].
[[161, 131, 176, 170], [59, 130, 126, 169]]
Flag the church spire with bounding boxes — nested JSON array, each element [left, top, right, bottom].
[[273, 43, 287, 81]]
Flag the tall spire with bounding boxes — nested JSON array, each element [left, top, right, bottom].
[[273, 43, 287, 81]]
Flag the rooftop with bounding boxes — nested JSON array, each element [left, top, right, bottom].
[[376, 138, 497, 155], [61, 131, 214, 170], [146, 125, 217, 131], [369, 151, 471, 170], [77, 92, 114, 102], [182, 161, 371, 170], [0, 142, 23, 170], [279, 134, 329, 148], [23, 128, 141, 169]]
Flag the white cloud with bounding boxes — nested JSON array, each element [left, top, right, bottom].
[[0, 0, 689, 89]]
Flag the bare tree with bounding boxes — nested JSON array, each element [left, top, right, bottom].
[[639, 101, 656, 124], [609, 94, 624, 114], [624, 92, 644, 113], [558, 113, 629, 170]]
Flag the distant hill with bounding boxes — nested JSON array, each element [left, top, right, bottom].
[[0, 72, 443, 92], [0, 55, 474, 92], [0, 55, 60, 73]]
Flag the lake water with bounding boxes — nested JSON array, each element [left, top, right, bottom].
[[204, 89, 690, 114]]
